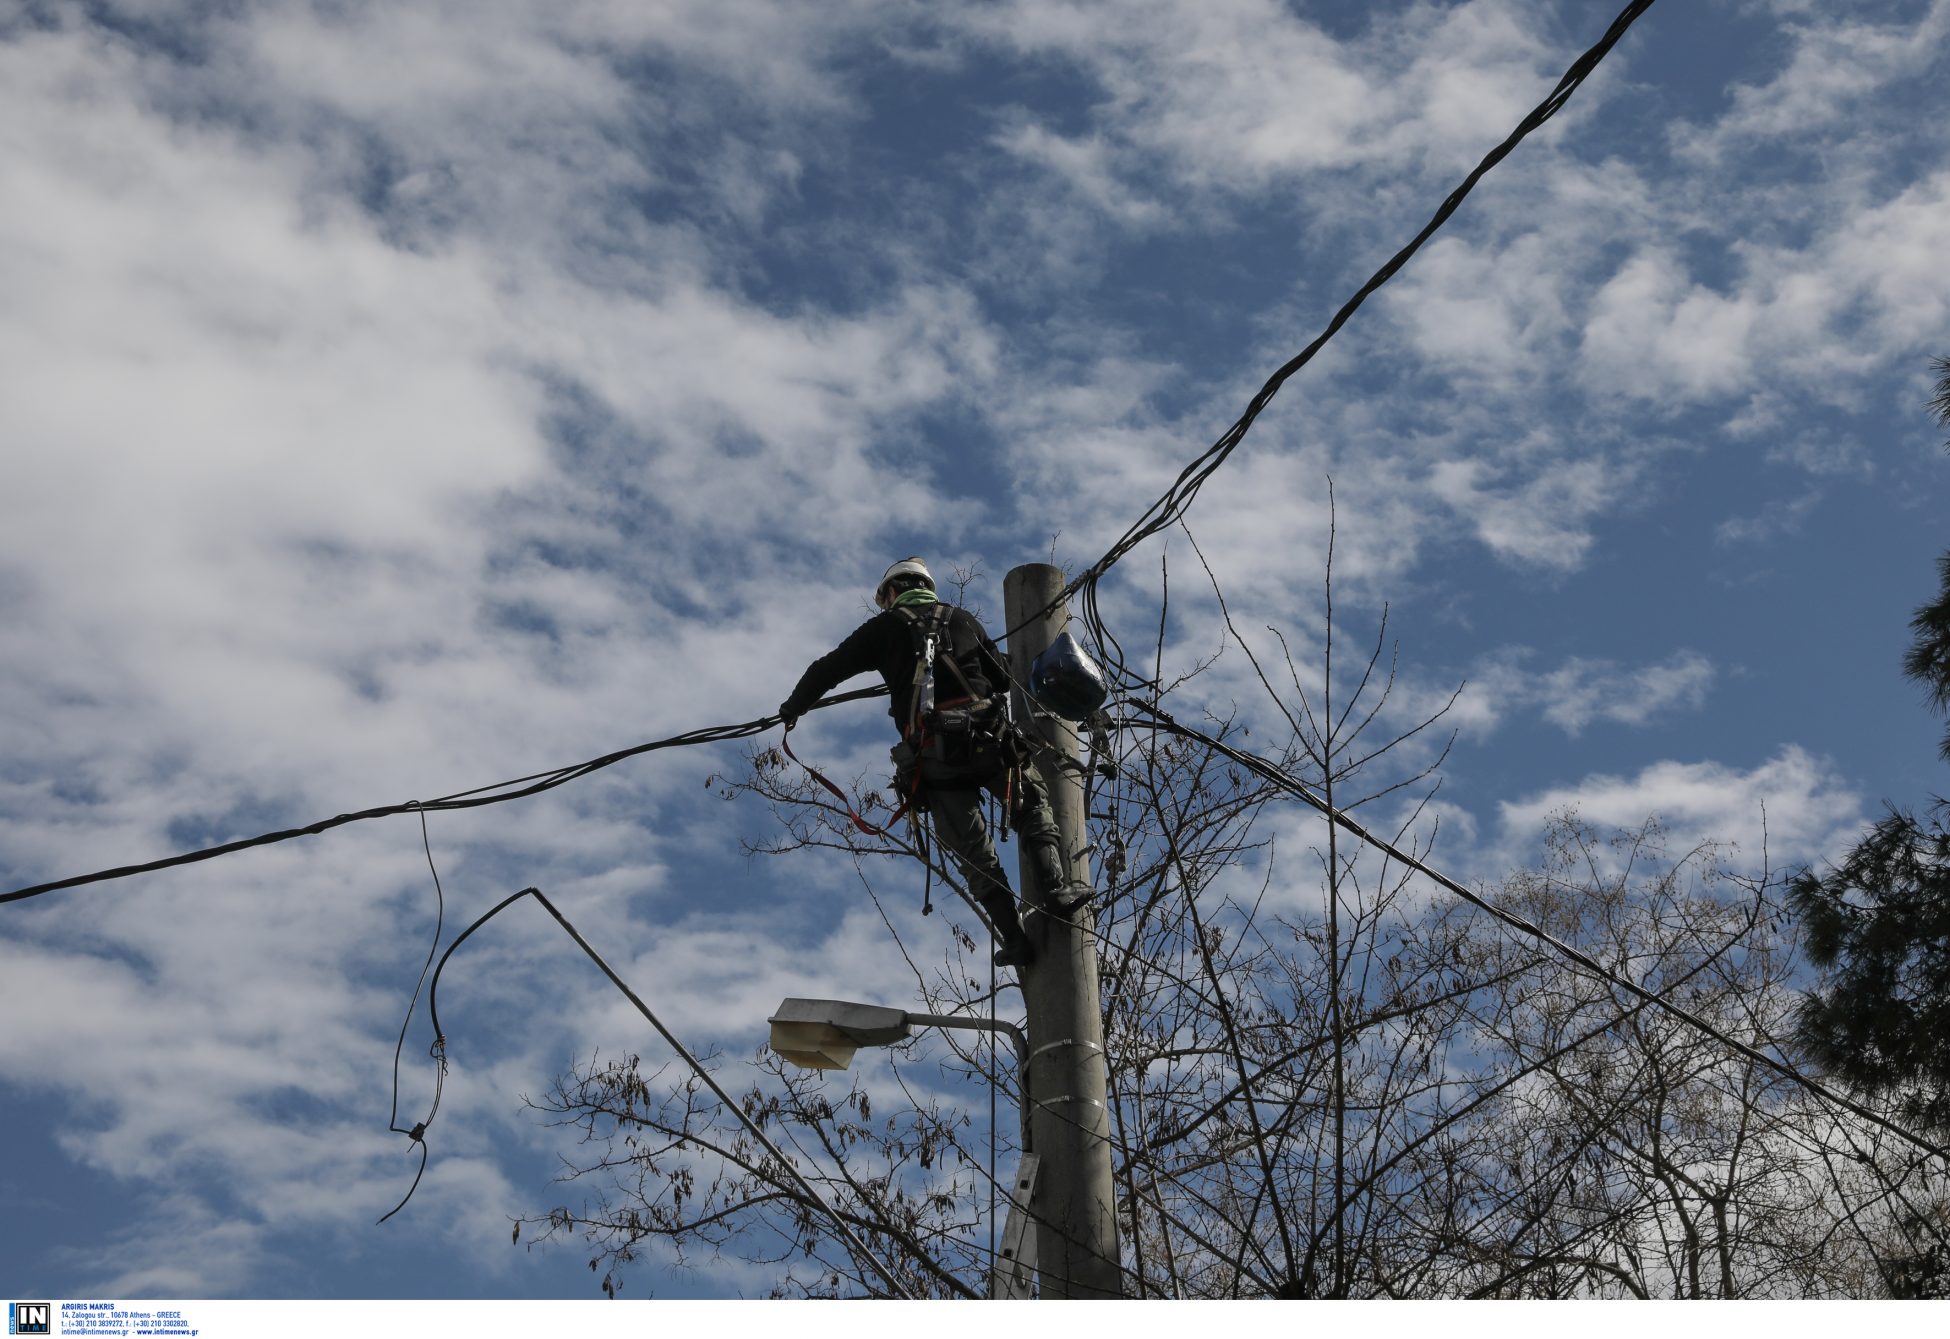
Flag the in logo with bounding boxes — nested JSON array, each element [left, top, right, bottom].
[[8, 1303, 51, 1337]]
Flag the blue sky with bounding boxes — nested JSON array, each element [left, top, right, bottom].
[[3, 0, 1949, 1303]]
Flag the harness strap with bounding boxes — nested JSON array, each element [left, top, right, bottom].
[[903, 609, 936, 740], [781, 724, 915, 837], [916, 812, 933, 917], [934, 615, 985, 705], [899, 604, 996, 742]]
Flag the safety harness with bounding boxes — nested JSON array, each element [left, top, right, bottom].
[[780, 602, 1024, 919], [896, 603, 1018, 788]]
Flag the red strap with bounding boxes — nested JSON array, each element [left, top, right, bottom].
[[781, 725, 914, 837]]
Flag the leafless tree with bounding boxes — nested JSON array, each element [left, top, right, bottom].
[[515, 521, 1950, 1298]]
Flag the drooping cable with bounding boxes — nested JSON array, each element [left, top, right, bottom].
[[387, 807, 446, 1138], [374, 807, 449, 1225], [382, 883, 919, 1299]]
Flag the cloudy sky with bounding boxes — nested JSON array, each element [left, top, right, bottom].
[[4, 0, 1948, 1303]]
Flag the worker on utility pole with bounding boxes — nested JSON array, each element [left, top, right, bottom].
[[778, 557, 1086, 969]]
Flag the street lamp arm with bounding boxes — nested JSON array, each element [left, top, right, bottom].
[[905, 1012, 1027, 1069]]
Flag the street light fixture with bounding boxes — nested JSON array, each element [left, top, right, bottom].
[[766, 996, 1040, 1298], [767, 997, 1026, 1076], [767, 998, 914, 1071]]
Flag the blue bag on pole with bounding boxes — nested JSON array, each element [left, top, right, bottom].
[[1029, 630, 1109, 721]]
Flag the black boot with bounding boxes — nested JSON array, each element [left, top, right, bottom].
[[1029, 839, 1094, 916], [993, 930, 1036, 969], [980, 891, 1036, 969]]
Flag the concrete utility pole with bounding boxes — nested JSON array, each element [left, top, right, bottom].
[[1003, 563, 1123, 1300]]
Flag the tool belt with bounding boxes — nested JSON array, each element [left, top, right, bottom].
[[893, 695, 1019, 796]]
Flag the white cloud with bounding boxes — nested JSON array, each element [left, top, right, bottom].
[[0, 4, 1022, 815], [993, 121, 1166, 226], [1761, 431, 1871, 477], [1672, 0, 1950, 163], [1381, 232, 1578, 387], [1494, 744, 1864, 871], [1461, 648, 1717, 736], [1578, 247, 1756, 401], [1715, 488, 1822, 546], [1425, 451, 1625, 570], [954, 0, 1563, 189], [51, 1201, 272, 1297], [1575, 166, 1950, 413]]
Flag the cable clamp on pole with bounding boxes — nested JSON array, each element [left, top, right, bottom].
[[1028, 1037, 1105, 1065], [1030, 1095, 1107, 1113]]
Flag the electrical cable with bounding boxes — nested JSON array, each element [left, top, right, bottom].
[[988, 941, 999, 1285], [0, 687, 887, 906], [1048, 0, 1659, 685], [383, 883, 918, 1298], [1127, 700, 1950, 1167], [387, 807, 446, 1139], [374, 807, 449, 1225]]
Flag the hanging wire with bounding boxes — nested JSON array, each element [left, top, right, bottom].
[[988, 939, 999, 1281], [374, 807, 451, 1223], [385, 808, 446, 1139], [379, 882, 918, 1298]]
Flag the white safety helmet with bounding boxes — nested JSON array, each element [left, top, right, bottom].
[[875, 556, 935, 610]]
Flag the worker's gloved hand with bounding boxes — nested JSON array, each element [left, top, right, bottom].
[[778, 702, 799, 730]]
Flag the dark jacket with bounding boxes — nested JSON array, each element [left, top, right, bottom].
[[784, 602, 1008, 733]]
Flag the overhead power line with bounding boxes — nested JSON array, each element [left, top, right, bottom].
[[0, 688, 886, 905], [1130, 702, 1950, 1168], [1068, 0, 1657, 596], [1064, 0, 1658, 676]]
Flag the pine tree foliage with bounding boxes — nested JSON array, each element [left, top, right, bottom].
[[1928, 355, 1950, 444], [1790, 353, 1950, 1134], [1915, 356, 1950, 760], [1790, 810, 1950, 1132], [1904, 550, 1950, 761]]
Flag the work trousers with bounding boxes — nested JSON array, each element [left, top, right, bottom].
[[922, 761, 1064, 937]]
